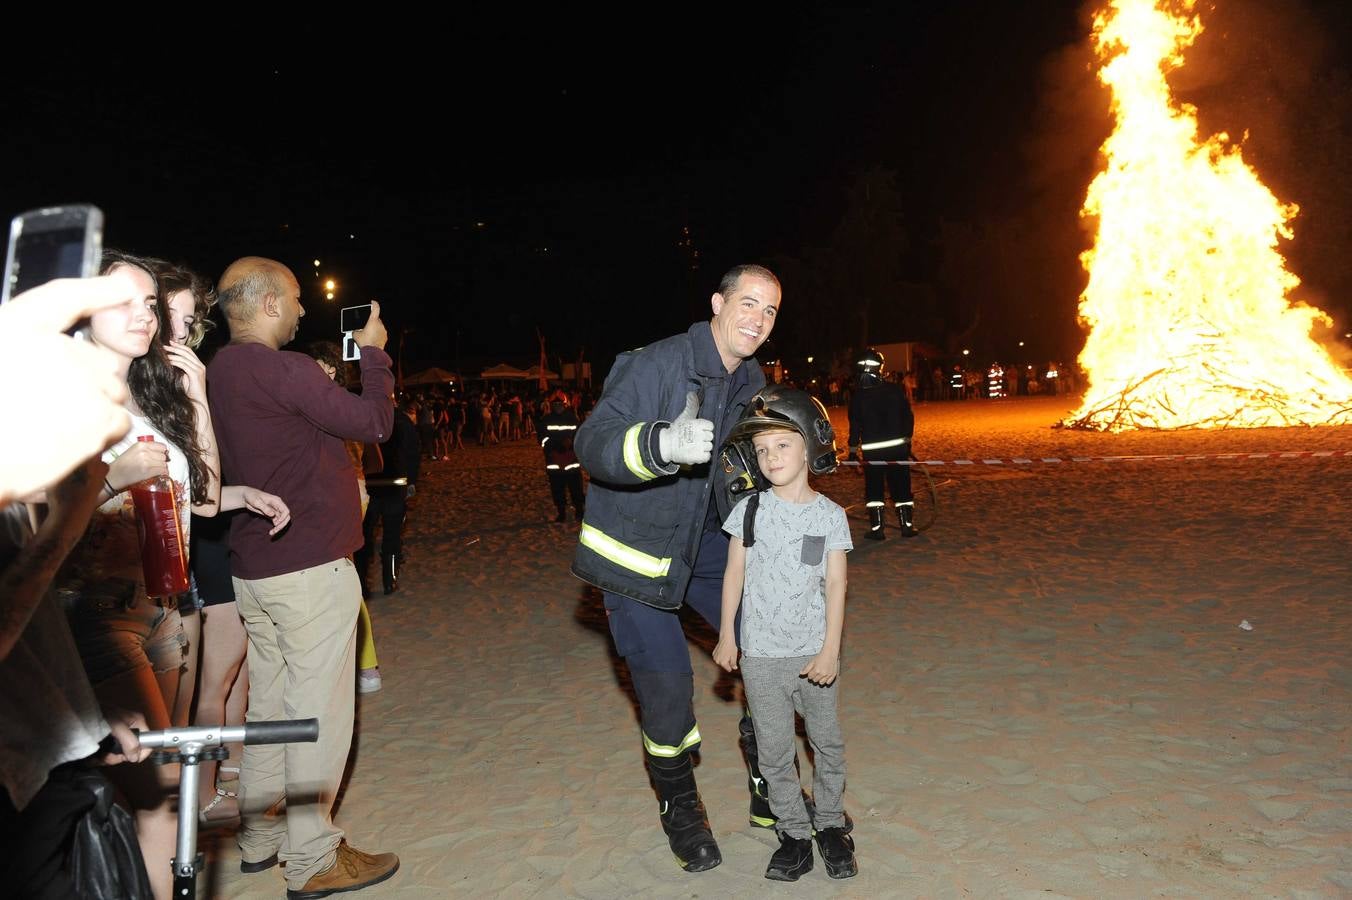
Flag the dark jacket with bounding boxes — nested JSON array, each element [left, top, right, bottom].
[[572, 322, 766, 610], [540, 408, 580, 468], [847, 380, 914, 456], [370, 411, 421, 494]]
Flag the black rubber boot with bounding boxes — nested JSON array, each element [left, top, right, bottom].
[[553, 507, 567, 523], [765, 833, 814, 882], [648, 754, 722, 872], [896, 502, 917, 537], [382, 554, 398, 595], [866, 506, 886, 540], [738, 715, 775, 828]]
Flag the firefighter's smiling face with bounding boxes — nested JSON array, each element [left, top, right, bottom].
[[710, 274, 779, 373]]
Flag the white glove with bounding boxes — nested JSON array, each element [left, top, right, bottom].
[[658, 391, 714, 465]]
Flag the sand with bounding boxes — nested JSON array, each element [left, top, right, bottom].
[[202, 395, 1352, 898]]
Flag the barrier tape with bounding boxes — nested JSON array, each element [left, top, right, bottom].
[[838, 449, 1352, 467]]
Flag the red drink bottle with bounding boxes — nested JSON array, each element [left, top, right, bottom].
[[129, 435, 190, 597]]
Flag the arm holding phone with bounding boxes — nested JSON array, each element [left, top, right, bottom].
[[0, 275, 142, 508]]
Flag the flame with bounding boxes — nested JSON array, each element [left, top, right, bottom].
[[1067, 0, 1352, 430]]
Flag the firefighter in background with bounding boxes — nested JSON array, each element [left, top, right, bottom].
[[848, 348, 917, 539], [539, 397, 585, 522], [987, 362, 1005, 399]]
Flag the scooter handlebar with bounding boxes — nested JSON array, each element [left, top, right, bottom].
[[133, 718, 319, 750], [242, 718, 319, 746]]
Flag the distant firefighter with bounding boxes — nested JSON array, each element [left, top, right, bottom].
[[987, 363, 1005, 399], [848, 348, 917, 539], [540, 398, 585, 522]]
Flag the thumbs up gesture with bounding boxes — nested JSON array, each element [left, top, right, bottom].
[[658, 391, 714, 465]]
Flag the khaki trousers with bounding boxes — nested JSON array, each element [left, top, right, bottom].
[[234, 558, 360, 889]]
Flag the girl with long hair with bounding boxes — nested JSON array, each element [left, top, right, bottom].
[[58, 252, 284, 898]]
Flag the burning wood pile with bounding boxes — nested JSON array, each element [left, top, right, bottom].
[[1065, 0, 1352, 432]]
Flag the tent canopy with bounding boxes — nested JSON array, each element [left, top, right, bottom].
[[479, 363, 530, 379], [403, 366, 459, 386], [522, 364, 559, 380]]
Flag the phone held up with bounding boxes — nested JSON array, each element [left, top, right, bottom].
[[1, 205, 104, 312], [340, 303, 373, 362]]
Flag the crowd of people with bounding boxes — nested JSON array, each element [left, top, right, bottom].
[[1, 254, 401, 899], [1, 257, 934, 894]]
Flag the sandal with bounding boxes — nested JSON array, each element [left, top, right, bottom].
[[199, 786, 239, 827]]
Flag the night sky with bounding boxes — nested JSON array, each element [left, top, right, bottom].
[[5, 1, 1350, 378]]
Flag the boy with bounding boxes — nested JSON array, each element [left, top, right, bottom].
[[712, 386, 856, 881]]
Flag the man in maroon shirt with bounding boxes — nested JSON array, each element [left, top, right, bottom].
[[207, 257, 399, 898]]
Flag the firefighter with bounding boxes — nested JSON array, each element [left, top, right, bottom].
[[539, 397, 585, 522], [847, 348, 917, 539], [572, 264, 781, 873]]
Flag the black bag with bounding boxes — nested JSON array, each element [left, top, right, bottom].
[[0, 765, 152, 900]]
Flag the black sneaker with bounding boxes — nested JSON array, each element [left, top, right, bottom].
[[814, 826, 857, 879], [765, 834, 814, 882]]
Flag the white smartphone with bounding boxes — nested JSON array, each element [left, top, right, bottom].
[[340, 303, 373, 361], [1, 204, 104, 306]]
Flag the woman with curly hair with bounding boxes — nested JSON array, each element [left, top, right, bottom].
[[157, 261, 291, 829], [158, 262, 217, 731]]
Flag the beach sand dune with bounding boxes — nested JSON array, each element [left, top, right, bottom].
[[206, 396, 1352, 898]]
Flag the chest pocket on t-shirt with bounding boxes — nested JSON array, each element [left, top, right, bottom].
[[800, 535, 826, 566]]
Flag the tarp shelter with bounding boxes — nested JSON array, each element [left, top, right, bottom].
[[403, 366, 459, 386], [479, 363, 530, 379], [522, 364, 559, 381]]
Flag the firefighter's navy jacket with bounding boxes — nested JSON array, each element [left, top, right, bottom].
[[571, 321, 766, 610], [847, 380, 914, 454]]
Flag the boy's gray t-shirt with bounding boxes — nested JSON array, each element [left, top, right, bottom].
[[723, 490, 852, 658]]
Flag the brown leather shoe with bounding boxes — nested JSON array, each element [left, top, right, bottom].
[[285, 841, 400, 899]]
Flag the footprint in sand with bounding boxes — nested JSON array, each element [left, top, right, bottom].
[[1095, 853, 1131, 878]]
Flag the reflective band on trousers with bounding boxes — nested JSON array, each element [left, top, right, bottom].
[[547, 464, 560, 470], [547, 424, 577, 431], [579, 523, 671, 578], [861, 437, 908, 451], [644, 724, 701, 758], [564, 463, 580, 470], [623, 423, 658, 480]]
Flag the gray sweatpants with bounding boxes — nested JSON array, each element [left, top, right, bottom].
[[741, 655, 846, 840]]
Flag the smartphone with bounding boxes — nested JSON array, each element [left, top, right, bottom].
[[340, 303, 373, 361], [1, 204, 104, 305]]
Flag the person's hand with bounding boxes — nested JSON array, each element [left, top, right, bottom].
[[46, 455, 110, 524], [93, 707, 152, 765], [658, 391, 714, 465], [712, 636, 740, 673], [800, 652, 839, 686], [163, 342, 207, 401], [354, 300, 388, 351], [0, 274, 139, 505], [108, 439, 170, 491], [241, 486, 290, 535]]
